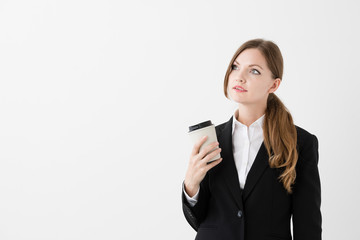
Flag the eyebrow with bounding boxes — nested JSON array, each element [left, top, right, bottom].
[[234, 60, 264, 70]]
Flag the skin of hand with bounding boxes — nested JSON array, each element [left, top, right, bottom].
[[184, 135, 223, 197]]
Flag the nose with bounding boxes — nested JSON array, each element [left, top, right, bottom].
[[234, 77, 245, 84], [233, 68, 246, 83]]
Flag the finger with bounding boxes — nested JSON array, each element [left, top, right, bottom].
[[202, 147, 222, 163], [198, 141, 219, 160], [205, 158, 223, 171], [191, 135, 208, 156]]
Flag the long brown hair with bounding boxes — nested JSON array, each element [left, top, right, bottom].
[[223, 38, 298, 194]]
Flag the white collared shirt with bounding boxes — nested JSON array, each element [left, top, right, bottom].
[[183, 108, 265, 206], [232, 109, 265, 189]]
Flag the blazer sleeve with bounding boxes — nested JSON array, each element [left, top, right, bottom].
[[182, 172, 211, 231], [292, 134, 322, 240]]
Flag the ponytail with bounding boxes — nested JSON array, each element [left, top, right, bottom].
[[263, 93, 298, 194]]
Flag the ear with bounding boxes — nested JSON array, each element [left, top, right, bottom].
[[268, 78, 281, 93]]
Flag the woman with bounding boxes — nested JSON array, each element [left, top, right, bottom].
[[182, 38, 321, 240]]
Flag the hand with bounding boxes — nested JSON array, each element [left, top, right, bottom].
[[184, 135, 222, 197]]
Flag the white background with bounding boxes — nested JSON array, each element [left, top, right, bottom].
[[0, 0, 359, 239]]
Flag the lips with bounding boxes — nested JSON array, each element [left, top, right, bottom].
[[233, 86, 247, 92]]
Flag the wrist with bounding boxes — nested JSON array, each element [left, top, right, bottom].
[[184, 180, 199, 198]]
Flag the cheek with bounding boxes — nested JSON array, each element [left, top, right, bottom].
[[250, 81, 270, 94], [263, 80, 275, 90]]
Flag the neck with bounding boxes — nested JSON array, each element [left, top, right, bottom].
[[236, 102, 267, 127]]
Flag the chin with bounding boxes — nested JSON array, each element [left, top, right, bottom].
[[230, 95, 257, 105], [231, 98, 250, 104], [229, 94, 245, 101]]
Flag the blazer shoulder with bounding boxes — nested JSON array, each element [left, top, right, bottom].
[[295, 125, 318, 145], [295, 125, 319, 165], [295, 124, 313, 136], [215, 120, 229, 136], [215, 121, 227, 130]]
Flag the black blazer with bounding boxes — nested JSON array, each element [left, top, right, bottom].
[[182, 116, 321, 240]]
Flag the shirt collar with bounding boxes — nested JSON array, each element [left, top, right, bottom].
[[232, 108, 265, 135]]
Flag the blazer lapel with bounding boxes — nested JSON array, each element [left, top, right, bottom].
[[217, 115, 270, 205], [217, 116, 243, 209], [242, 141, 269, 201]]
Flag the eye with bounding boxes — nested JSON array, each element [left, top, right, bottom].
[[231, 64, 238, 70], [251, 69, 260, 75]]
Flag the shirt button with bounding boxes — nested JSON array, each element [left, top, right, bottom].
[[237, 210, 243, 218]]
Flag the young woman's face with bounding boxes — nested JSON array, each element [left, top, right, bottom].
[[228, 48, 281, 105]]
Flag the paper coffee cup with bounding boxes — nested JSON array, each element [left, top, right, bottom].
[[188, 120, 221, 163]]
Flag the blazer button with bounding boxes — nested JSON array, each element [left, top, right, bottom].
[[237, 210, 243, 218]]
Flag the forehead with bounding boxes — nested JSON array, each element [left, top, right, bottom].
[[234, 48, 267, 67]]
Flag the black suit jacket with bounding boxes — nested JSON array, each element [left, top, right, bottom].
[[182, 116, 321, 240]]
